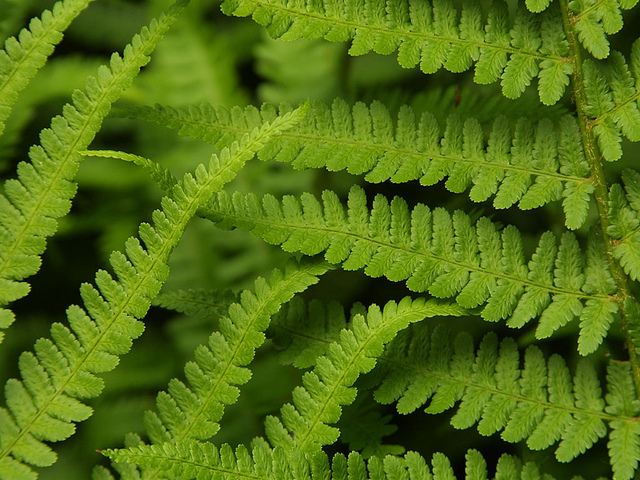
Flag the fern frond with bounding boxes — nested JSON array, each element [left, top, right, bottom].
[[0, 0, 94, 136], [0, 101, 306, 478], [582, 41, 640, 161], [374, 323, 640, 479], [104, 440, 568, 480], [120, 100, 594, 229], [200, 186, 617, 354], [219, 0, 572, 104], [263, 297, 468, 455], [0, 0, 188, 345], [565, 0, 638, 59], [133, 258, 329, 480]]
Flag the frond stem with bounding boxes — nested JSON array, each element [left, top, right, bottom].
[[559, 0, 640, 395]]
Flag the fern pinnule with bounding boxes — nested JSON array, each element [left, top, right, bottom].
[[0, 0, 189, 345], [0, 0, 94, 136], [0, 100, 306, 479], [200, 186, 617, 354], [582, 41, 640, 161], [374, 323, 640, 479], [103, 439, 569, 480], [220, 0, 571, 105], [121, 100, 594, 229], [264, 297, 468, 455]]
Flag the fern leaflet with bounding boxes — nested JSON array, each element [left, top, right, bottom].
[[0, 102, 306, 479], [200, 186, 617, 354], [0, 0, 186, 345], [0, 0, 94, 136], [374, 323, 640, 479], [582, 41, 640, 161], [119, 100, 594, 229], [219, 0, 572, 105], [103, 439, 575, 480]]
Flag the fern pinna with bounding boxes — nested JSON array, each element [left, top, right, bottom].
[[2, 0, 640, 479]]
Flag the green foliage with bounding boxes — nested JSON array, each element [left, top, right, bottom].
[[2, 1, 640, 480]]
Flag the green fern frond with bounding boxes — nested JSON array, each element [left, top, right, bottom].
[[103, 440, 570, 480], [566, 0, 638, 59], [0, 102, 306, 479], [219, 0, 572, 104], [200, 186, 617, 354], [0, 0, 189, 345], [119, 100, 594, 229], [133, 258, 329, 480], [374, 323, 640, 479], [582, 41, 640, 161], [264, 297, 468, 455], [0, 0, 94, 136]]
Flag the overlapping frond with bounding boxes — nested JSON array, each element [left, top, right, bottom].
[[220, 0, 572, 105], [0, 103, 306, 480], [0, 0, 188, 345], [103, 440, 573, 480], [133, 259, 329, 479], [264, 297, 468, 455], [0, 0, 94, 136], [374, 323, 640, 480], [200, 186, 618, 354], [582, 41, 640, 161], [119, 100, 594, 229]]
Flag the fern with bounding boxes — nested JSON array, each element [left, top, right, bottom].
[[0, 0, 95, 136], [199, 186, 617, 354], [4, 0, 640, 479], [219, 0, 575, 105], [0, 96, 306, 478], [103, 440, 582, 480], [0, 0, 186, 344], [372, 322, 639, 479], [118, 100, 594, 229]]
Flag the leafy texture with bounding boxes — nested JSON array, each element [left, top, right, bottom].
[[0, 96, 307, 479], [374, 323, 640, 479], [0, 0, 185, 344], [582, 41, 640, 161], [200, 186, 617, 354], [120, 100, 594, 229], [568, 0, 638, 59], [264, 297, 468, 455], [133, 259, 330, 478], [0, 0, 94, 136], [103, 441, 572, 480], [219, 0, 572, 104]]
